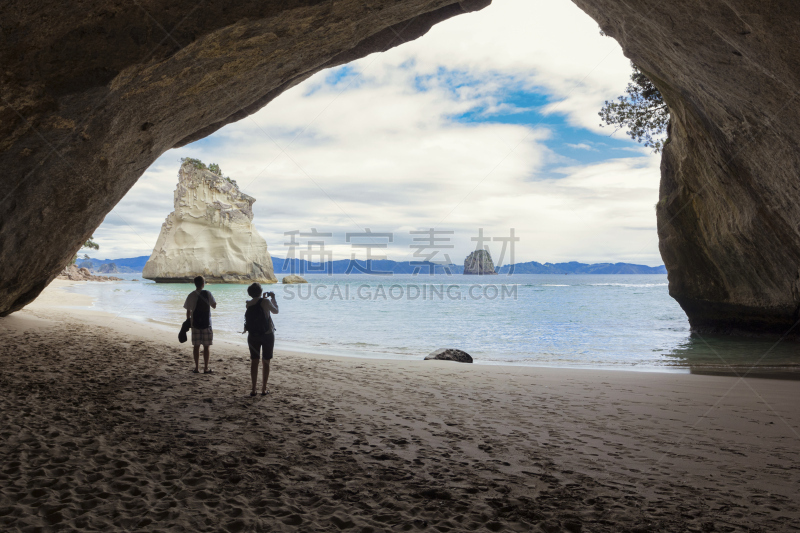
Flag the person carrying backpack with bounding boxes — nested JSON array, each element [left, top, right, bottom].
[[184, 275, 217, 374], [242, 282, 279, 396]]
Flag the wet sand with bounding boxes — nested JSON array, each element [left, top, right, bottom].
[[0, 280, 798, 532]]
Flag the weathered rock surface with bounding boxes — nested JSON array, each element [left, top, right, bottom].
[[142, 161, 277, 284], [3, 0, 800, 336], [56, 265, 122, 282], [464, 250, 497, 275], [425, 348, 473, 363], [282, 275, 308, 284], [97, 263, 119, 274], [572, 0, 800, 335], [0, 0, 490, 315]]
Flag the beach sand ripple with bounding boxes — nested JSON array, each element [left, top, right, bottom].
[[1, 306, 798, 532]]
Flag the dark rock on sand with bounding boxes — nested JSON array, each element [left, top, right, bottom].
[[425, 348, 473, 363]]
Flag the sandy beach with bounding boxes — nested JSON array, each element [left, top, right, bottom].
[[0, 281, 798, 532]]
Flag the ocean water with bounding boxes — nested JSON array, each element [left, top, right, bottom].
[[62, 273, 800, 375]]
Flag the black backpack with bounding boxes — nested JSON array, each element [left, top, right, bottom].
[[192, 290, 212, 329], [244, 298, 273, 335]]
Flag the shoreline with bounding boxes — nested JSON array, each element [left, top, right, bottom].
[[1, 280, 798, 531], [12, 280, 800, 383], [48, 279, 800, 379], [9, 281, 800, 385]]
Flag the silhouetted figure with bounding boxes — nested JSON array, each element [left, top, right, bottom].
[[242, 282, 278, 396], [184, 275, 217, 373]]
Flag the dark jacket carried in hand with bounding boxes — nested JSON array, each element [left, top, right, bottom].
[[178, 318, 191, 343]]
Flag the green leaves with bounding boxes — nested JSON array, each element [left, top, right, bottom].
[[181, 157, 207, 170], [83, 236, 100, 250], [71, 237, 99, 264], [599, 64, 669, 153], [182, 157, 232, 183]]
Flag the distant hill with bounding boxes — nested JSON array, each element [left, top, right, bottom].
[[78, 256, 149, 273], [495, 261, 667, 275], [77, 255, 666, 275], [270, 257, 667, 275]]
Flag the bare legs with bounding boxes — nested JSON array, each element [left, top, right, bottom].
[[193, 345, 210, 373], [250, 359, 258, 394], [262, 360, 271, 393], [250, 359, 271, 394]]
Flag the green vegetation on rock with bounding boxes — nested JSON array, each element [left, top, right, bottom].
[[181, 157, 207, 170], [71, 236, 100, 265], [599, 63, 670, 153], [182, 158, 237, 186]]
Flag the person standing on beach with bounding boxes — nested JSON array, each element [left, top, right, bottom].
[[242, 283, 278, 396], [184, 276, 217, 374]]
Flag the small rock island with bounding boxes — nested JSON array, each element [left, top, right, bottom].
[[143, 159, 277, 284], [463, 249, 497, 275]]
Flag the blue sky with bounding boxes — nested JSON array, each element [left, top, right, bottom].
[[453, 86, 643, 168], [90, 0, 664, 267]]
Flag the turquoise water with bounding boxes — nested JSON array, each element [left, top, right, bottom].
[[62, 273, 800, 374]]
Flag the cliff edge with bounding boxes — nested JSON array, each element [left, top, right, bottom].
[[142, 161, 277, 284]]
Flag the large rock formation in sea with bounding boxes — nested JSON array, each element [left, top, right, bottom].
[[2, 0, 800, 337], [142, 161, 277, 284], [464, 250, 497, 275]]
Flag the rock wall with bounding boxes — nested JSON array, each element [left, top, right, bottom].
[[142, 162, 277, 284], [2, 0, 800, 336], [572, 0, 800, 335]]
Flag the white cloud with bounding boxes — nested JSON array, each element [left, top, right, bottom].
[[359, 0, 634, 132], [566, 143, 596, 151], [93, 0, 662, 266]]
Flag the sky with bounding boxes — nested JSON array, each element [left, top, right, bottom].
[[91, 0, 664, 267]]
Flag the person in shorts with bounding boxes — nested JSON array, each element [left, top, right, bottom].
[[184, 276, 217, 374], [242, 282, 278, 396]]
